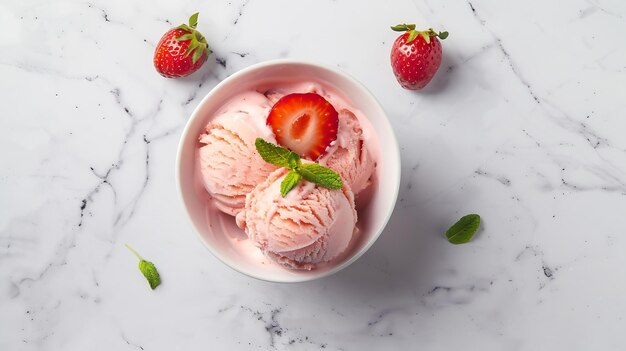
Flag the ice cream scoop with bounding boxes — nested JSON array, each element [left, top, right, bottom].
[[236, 168, 357, 270], [197, 91, 278, 216], [321, 109, 376, 195]]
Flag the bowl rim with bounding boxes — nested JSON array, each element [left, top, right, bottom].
[[175, 58, 401, 283]]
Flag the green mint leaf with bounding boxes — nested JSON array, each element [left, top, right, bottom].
[[288, 152, 301, 169], [189, 12, 199, 28], [297, 163, 342, 190], [438, 31, 449, 39], [407, 30, 419, 44], [255, 138, 295, 168], [138, 260, 161, 289], [280, 170, 302, 197], [445, 214, 481, 244], [126, 244, 161, 290]]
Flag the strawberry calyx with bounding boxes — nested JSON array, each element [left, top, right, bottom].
[[390, 24, 449, 44], [176, 12, 211, 64]]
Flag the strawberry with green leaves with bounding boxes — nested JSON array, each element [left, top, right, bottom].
[[154, 13, 211, 78], [390, 24, 448, 90]]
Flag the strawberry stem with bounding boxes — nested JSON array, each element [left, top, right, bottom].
[[391, 23, 449, 43], [175, 13, 210, 64]]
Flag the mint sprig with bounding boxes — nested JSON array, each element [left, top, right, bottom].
[[255, 138, 343, 197], [445, 214, 481, 244], [126, 244, 161, 290]]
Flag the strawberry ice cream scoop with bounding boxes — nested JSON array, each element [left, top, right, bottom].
[[235, 168, 357, 270], [197, 91, 278, 216], [321, 109, 376, 195]]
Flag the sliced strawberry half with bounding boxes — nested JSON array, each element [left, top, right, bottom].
[[267, 93, 339, 160]]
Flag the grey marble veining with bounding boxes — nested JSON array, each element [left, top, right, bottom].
[[2, 0, 626, 350]]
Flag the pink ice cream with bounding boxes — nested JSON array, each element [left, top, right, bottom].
[[235, 168, 357, 270], [197, 81, 377, 270], [320, 109, 375, 195], [197, 91, 278, 216]]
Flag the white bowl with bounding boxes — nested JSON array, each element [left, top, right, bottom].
[[176, 59, 400, 282]]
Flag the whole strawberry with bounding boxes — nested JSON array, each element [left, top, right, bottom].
[[154, 13, 211, 78], [390, 24, 448, 90]]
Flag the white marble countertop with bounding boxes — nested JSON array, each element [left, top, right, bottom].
[[2, 0, 626, 349]]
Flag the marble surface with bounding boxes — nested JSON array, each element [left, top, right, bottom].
[[2, 0, 626, 349]]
